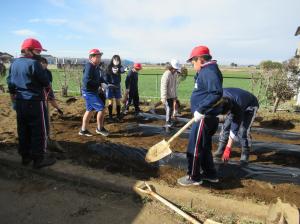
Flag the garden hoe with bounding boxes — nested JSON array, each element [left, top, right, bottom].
[[145, 118, 195, 163]]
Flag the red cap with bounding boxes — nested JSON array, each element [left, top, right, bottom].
[[133, 63, 142, 70], [187, 45, 210, 62], [21, 38, 47, 51], [89, 48, 103, 55]]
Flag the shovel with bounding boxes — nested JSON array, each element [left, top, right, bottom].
[[135, 182, 220, 224], [145, 118, 195, 163]]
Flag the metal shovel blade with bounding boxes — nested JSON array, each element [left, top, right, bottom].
[[145, 139, 172, 163]]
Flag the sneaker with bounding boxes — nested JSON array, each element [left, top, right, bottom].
[[240, 148, 250, 164], [202, 174, 219, 183], [96, 127, 109, 137], [173, 111, 182, 117], [107, 117, 115, 123], [116, 115, 123, 122], [165, 121, 174, 128], [33, 155, 56, 169], [78, 129, 93, 137], [149, 109, 155, 114], [123, 109, 129, 115], [177, 175, 202, 186]]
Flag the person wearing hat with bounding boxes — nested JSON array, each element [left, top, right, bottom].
[[7, 38, 56, 168], [104, 55, 126, 122], [79, 49, 109, 137], [160, 59, 181, 127], [214, 88, 259, 164], [39, 57, 63, 115], [177, 46, 223, 186], [123, 63, 142, 115]]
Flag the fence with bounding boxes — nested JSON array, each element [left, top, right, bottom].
[[0, 69, 286, 106], [49, 71, 255, 102]]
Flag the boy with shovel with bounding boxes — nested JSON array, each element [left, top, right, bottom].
[[177, 46, 223, 186]]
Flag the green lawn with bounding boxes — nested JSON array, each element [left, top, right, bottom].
[[1, 66, 256, 102]]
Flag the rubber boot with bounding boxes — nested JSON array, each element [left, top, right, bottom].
[[240, 147, 250, 164], [214, 142, 227, 159], [134, 107, 140, 116], [108, 105, 114, 122], [116, 105, 122, 121]]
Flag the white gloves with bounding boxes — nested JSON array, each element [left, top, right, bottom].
[[194, 111, 205, 122]]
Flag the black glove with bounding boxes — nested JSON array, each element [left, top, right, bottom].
[[56, 108, 63, 115]]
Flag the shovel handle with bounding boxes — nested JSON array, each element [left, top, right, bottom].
[[167, 117, 195, 144]]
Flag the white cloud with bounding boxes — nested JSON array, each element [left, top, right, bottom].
[[86, 0, 300, 63], [12, 29, 37, 36]]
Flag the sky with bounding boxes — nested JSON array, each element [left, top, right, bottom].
[[1, 0, 300, 65]]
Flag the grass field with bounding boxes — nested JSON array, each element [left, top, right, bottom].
[[49, 66, 255, 101], [1, 66, 256, 102]]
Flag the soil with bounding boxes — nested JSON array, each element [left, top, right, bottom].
[[1, 94, 300, 218], [0, 164, 183, 224]]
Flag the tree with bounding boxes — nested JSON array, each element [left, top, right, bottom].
[[253, 60, 297, 112], [230, 62, 237, 67], [176, 66, 188, 89]]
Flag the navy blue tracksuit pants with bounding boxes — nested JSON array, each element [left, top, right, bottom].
[[125, 90, 140, 112], [219, 108, 257, 148], [187, 116, 219, 180], [16, 100, 49, 159]]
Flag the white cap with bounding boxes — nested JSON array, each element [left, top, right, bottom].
[[170, 59, 181, 70]]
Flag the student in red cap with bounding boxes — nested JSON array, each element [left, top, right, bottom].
[[177, 45, 223, 186], [79, 49, 109, 137], [123, 63, 142, 115], [7, 38, 56, 168]]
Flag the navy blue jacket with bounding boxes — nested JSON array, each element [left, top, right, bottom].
[[190, 62, 223, 115], [223, 88, 259, 136], [82, 62, 105, 93], [104, 66, 125, 88], [44, 68, 55, 100], [45, 69, 53, 83], [125, 69, 138, 92], [7, 57, 50, 100]]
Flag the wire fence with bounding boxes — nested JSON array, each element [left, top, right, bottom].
[[48, 71, 256, 102]]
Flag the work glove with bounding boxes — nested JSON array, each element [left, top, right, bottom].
[[56, 108, 63, 115], [222, 146, 231, 162], [193, 111, 205, 122]]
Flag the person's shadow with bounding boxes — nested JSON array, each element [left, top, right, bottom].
[[51, 139, 160, 223]]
